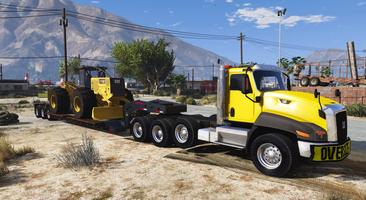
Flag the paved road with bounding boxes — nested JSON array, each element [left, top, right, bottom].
[[137, 95, 366, 162]]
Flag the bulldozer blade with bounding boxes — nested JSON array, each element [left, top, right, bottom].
[[92, 106, 124, 121]]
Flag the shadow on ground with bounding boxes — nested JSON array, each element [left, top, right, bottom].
[[166, 142, 366, 180]]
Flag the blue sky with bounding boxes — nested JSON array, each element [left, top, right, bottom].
[[73, 0, 366, 65]]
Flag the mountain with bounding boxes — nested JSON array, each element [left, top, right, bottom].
[[306, 49, 348, 64], [0, 0, 234, 82]]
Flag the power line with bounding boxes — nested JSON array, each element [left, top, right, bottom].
[[0, 13, 59, 19]]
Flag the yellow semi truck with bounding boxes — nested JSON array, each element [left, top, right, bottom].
[[35, 64, 351, 177]]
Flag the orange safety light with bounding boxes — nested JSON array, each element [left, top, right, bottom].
[[224, 65, 232, 69]]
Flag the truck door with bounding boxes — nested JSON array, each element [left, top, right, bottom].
[[227, 73, 255, 123]]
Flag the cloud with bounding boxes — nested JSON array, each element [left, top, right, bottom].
[[243, 3, 251, 6], [169, 10, 174, 14], [228, 7, 335, 28], [91, 0, 100, 4], [225, 0, 233, 3], [205, 0, 215, 3], [357, 1, 366, 6], [171, 22, 183, 27]]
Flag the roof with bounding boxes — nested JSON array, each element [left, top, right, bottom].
[[253, 64, 282, 72], [0, 79, 29, 84]]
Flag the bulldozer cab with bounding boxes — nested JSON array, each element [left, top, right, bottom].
[[78, 66, 108, 88]]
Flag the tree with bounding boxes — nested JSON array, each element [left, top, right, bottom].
[[59, 57, 81, 80], [291, 56, 306, 77], [276, 57, 306, 76], [112, 39, 175, 93], [277, 58, 292, 74], [166, 73, 187, 96], [321, 66, 332, 77]]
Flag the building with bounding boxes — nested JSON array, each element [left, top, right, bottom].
[[0, 79, 29, 95], [187, 79, 217, 94]]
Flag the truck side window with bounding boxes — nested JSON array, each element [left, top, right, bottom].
[[230, 74, 252, 93]]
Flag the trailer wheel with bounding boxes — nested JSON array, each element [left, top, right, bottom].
[[48, 87, 69, 114], [250, 133, 298, 177], [300, 77, 310, 87], [41, 106, 48, 119], [150, 118, 173, 147], [310, 77, 320, 86], [72, 89, 96, 119], [130, 116, 151, 142], [35, 105, 42, 118], [173, 117, 200, 148]]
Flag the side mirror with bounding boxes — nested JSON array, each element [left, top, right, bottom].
[[255, 96, 262, 103], [314, 89, 320, 98], [282, 73, 291, 91]]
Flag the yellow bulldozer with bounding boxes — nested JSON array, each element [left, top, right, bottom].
[[48, 66, 133, 121]]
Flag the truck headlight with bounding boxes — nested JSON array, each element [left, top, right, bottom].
[[279, 99, 291, 104]]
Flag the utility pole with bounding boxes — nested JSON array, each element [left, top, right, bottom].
[[192, 68, 194, 89], [277, 8, 287, 68], [0, 64, 2, 80], [60, 8, 68, 82], [347, 41, 359, 80], [240, 32, 244, 65]]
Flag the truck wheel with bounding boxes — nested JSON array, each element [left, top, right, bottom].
[[150, 118, 173, 147], [250, 133, 298, 177], [72, 89, 96, 119], [41, 106, 48, 119], [173, 117, 199, 148], [130, 116, 151, 142], [300, 77, 310, 87], [48, 87, 69, 114], [310, 77, 320, 86], [35, 105, 42, 118]]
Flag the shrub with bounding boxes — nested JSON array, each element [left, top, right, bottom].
[[153, 90, 164, 96], [175, 96, 187, 104], [37, 92, 48, 98], [186, 97, 197, 105], [57, 134, 100, 169], [199, 95, 217, 105], [0, 136, 34, 177], [18, 100, 30, 105], [346, 104, 366, 117]]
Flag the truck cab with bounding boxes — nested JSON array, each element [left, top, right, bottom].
[[198, 64, 351, 177]]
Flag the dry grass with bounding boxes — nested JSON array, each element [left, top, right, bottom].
[[57, 133, 100, 169], [0, 136, 35, 176], [93, 188, 113, 200]]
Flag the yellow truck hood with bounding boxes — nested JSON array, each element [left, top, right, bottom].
[[261, 90, 339, 130]]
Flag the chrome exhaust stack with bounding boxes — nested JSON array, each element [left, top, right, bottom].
[[217, 65, 227, 125]]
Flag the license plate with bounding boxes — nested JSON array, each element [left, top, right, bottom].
[[311, 139, 351, 162]]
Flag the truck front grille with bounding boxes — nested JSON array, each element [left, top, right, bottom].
[[336, 111, 347, 142]]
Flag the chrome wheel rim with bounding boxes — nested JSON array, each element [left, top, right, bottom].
[[175, 124, 189, 144], [132, 122, 143, 138], [257, 143, 282, 170], [152, 125, 164, 143]]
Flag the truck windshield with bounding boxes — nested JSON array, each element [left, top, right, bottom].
[[253, 70, 285, 91]]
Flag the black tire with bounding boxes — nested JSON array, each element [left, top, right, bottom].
[[35, 105, 42, 118], [173, 117, 200, 148], [250, 133, 298, 177], [71, 88, 96, 119], [300, 77, 310, 87], [48, 87, 69, 114], [130, 116, 151, 142], [150, 118, 173, 147], [309, 77, 320, 86], [41, 106, 48, 119], [125, 89, 134, 102]]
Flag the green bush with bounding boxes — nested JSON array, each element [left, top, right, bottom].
[[38, 92, 48, 98], [199, 95, 217, 105], [346, 104, 366, 117], [186, 97, 197, 105], [175, 96, 187, 104], [18, 100, 30, 105]]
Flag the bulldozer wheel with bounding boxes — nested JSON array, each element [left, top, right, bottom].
[[72, 89, 96, 119], [48, 87, 69, 114]]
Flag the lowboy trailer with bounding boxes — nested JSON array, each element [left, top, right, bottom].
[[34, 64, 351, 177]]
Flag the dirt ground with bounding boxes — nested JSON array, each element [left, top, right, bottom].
[[0, 99, 366, 200]]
